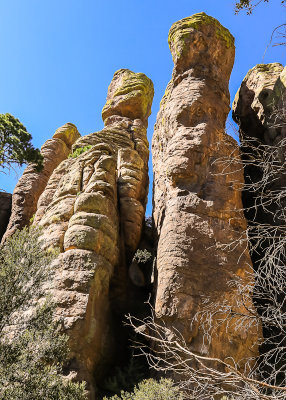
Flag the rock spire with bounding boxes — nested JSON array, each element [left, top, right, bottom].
[[152, 12, 259, 368]]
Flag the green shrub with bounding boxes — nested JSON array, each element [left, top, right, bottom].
[[132, 249, 152, 265], [0, 226, 86, 399], [103, 378, 183, 400], [68, 145, 92, 159]]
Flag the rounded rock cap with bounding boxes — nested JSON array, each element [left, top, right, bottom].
[[52, 123, 81, 148], [168, 12, 235, 75], [102, 69, 154, 123]]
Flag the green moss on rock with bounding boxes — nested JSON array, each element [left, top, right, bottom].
[[242, 63, 283, 82], [102, 69, 154, 122], [168, 12, 235, 55], [52, 122, 81, 147]]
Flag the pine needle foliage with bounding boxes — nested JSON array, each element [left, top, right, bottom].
[[0, 113, 43, 172]]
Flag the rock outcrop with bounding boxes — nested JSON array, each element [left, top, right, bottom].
[[2, 123, 80, 242], [152, 13, 259, 367], [31, 69, 153, 396], [232, 63, 286, 229], [233, 63, 286, 379], [0, 192, 12, 241]]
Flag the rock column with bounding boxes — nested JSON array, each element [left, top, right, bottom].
[[33, 69, 153, 396], [152, 13, 259, 367]]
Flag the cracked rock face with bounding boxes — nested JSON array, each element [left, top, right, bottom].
[[152, 13, 259, 368], [32, 69, 153, 396], [2, 123, 80, 243]]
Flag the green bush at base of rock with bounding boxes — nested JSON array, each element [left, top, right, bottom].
[[0, 226, 87, 400], [103, 378, 183, 400]]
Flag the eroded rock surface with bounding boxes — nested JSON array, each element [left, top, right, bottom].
[[233, 64, 286, 378], [2, 123, 80, 242], [33, 69, 153, 396], [152, 13, 259, 367], [0, 192, 12, 241], [232, 63, 286, 228]]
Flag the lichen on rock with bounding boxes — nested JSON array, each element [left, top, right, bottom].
[[152, 12, 259, 374], [102, 69, 154, 122], [28, 69, 154, 396], [168, 12, 234, 76]]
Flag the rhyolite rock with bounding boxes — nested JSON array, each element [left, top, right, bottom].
[[152, 12, 259, 370], [0, 192, 12, 241], [232, 63, 286, 262], [233, 63, 286, 377], [32, 69, 153, 396], [232, 63, 286, 226], [1, 123, 80, 243]]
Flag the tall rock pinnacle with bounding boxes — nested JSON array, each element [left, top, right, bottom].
[[30, 69, 153, 397], [152, 13, 259, 368]]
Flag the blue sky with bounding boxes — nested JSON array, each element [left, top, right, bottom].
[[0, 0, 285, 215]]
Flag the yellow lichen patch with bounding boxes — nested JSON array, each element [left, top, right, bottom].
[[254, 63, 283, 73], [233, 63, 284, 111], [279, 66, 286, 87], [243, 63, 283, 84], [160, 87, 171, 109], [102, 69, 154, 122], [52, 123, 81, 148], [168, 12, 234, 61]]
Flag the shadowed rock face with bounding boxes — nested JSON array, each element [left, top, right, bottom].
[[152, 13, 259, 367], [232, 63, 286, 267], [1, 123, 80, 243], [32, 69, 153, 396], [0, 192, 12, 241], [233, 64, 286, 379], [232, 63, 286, 228]]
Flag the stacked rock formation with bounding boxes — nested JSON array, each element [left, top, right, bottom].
[[30, 69, 154, 395], [233, 64, 286, 378], [152, 13, 259, 366], [2, 123, 80, 242]]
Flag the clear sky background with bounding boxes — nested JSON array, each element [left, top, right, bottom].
[[0, 0, 285, 215]]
